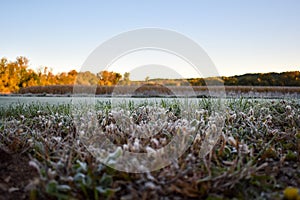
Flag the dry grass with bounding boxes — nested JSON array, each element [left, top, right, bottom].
[[18, 85, 300, 98]]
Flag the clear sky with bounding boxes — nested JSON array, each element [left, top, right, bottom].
[[1, 0, 300, 78]]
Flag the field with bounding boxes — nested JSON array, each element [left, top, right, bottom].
[[18, 85, 300, 98], [0, 98, 300, 199]]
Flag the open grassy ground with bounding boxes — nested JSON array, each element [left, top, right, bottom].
[[0, 98, 300, 199], [18, 85, 300, 98]]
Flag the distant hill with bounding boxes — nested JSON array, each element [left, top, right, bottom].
[[186, 71, 300, 86]]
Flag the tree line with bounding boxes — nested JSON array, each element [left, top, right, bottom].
[[0, 57, 299, 93], [0, 57, 123, 93], [187, 71, 300, 87]]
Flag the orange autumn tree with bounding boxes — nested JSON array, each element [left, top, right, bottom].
[[0, 57, 125, 93], [97, 70, 122, 86], [0, 56, 38, 93]]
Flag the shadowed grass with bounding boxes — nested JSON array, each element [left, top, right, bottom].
[[0, 98, 299, 199]]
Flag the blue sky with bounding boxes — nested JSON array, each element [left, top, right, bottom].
[[1, 0, 300, 78]]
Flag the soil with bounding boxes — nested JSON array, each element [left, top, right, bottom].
[[0, 149, 38, 200]]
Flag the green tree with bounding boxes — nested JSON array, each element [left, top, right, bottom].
[[76, 71, 98, 85], [123, 72, 130, 85]]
